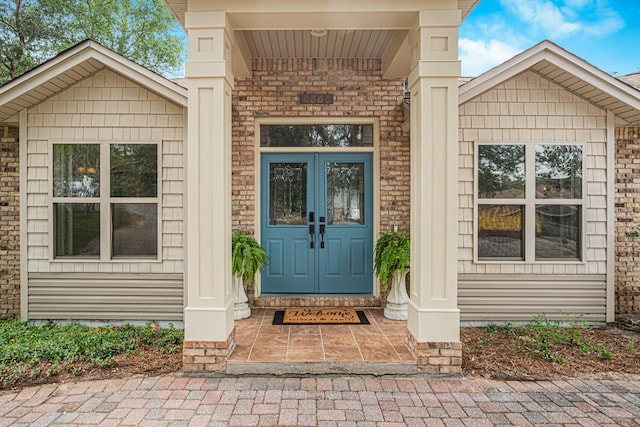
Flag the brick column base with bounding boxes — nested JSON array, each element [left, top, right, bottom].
[[183, 329, 235, 372], [406, 330, 462, 374]]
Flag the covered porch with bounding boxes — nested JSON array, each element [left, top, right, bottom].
[[164, 0, 477, 373]]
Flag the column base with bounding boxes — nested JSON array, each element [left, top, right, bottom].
[[406, 330, 462, 374], [183, 328, 235, 372]]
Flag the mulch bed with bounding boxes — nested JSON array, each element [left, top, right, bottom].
[[3, 324, 639, 391], [462, 324, 640, 380]]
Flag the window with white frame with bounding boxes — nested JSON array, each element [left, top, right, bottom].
[[52, 143, 159, 259], [476, 143, 583, 261]]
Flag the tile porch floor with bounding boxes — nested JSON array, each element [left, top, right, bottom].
[[228, 308, 415, 363]]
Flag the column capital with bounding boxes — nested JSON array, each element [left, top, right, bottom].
[[185, 11, 230, 30], [415, 9, 461, 28]]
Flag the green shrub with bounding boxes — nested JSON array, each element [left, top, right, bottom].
[[0, 319, 183, 388]]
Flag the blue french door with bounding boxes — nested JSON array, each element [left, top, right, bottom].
[[260, 153, 373, 293]]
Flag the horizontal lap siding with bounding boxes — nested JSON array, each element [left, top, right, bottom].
[[459, 274, 606, 321], [28, 274, 183, 320]]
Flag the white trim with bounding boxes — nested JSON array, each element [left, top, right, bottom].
[[0, 40, 187, 123], [19, 109, 28, 320], [474, 140, 586, 264], [605, 110, 615, 323], [48, 140, 162, 263], [254, 118, 380, 296], [459, 40, 640, 125]]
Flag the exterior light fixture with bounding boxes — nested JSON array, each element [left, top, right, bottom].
[[310, 29, 328, 38]]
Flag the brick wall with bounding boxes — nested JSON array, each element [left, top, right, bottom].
[[232, 58, 409, 234], [615, 126, 640, 314], [0, 125, 20, 318]]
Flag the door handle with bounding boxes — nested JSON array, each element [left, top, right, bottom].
[[309, 224, 315, 249], [319, 224, 325, 249]]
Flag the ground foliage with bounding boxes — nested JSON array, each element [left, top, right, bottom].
[[2, 314, 639, 390], [463, 314, 640, 380], [0, 319, 182, 390]]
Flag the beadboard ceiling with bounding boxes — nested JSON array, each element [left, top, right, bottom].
[[242, 29, 395, 59]]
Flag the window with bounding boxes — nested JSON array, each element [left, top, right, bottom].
[[260, 124, 373, 147], [52, 143, 159, 259], [476, 143, 583, 261]]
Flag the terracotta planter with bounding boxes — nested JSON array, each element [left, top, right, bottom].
[[233, 274, 251, 320], [384, 270, 409, 320]]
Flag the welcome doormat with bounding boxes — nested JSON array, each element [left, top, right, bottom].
[[272, 308, 369, 325]]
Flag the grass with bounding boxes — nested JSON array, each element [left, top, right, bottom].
[[0, 318, 183, 389]]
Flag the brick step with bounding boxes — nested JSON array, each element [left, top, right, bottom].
[[251, 295, 382, 308]]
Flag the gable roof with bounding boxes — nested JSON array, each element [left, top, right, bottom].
[[0, 40, 187, 125], [459, 40, 640, 127]]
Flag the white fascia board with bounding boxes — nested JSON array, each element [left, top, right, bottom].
[[0, 40, 188, 109], [459, 40, 640, 116]]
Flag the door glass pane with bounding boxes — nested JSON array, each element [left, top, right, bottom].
[[270, 163, 307, 225], [261, 124, 373, 147], [112, 203, 158, 257], [110, 144, 158, 197], [53, 144, 100, 198], [54, 203, 100, 257], [326, 162, 365, 225], [478, 145, 525, 199], [535, 145, 582, 199], [535, 205, 580, 259], [477, 204, 524, 259]]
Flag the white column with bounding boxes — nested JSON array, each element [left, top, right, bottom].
[[184, 11, 235, 342], [407, 7, 461, 344]]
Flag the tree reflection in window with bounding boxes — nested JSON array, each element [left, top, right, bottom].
[[110, 144, 157, 198], [270, 163, 307, 225], [261, 124, 373, 147], [535, 145, 582, 199], [478, 145, 525, 199], [53, 144, 100, 198], [327, 163, 364, 225]]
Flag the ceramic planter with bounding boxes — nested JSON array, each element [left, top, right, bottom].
[[384, 270, 409, 320]]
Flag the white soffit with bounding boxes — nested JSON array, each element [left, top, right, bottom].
[[0, 40, 188, 125], [459, 40, 640, 126], [243, 29, 396, 59]]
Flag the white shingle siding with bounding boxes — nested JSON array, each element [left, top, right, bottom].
[[458, 71, 607, 321], [25, 69, 185, 320]]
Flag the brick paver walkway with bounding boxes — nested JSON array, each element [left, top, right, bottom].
[[0, 375, 638, 426]]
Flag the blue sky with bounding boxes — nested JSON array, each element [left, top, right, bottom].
[[459, 0, 640, 77]]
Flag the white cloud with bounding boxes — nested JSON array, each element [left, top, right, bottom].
[[459, 38, 521, 76], [498, 0, 624, 39], [501, 0, 581, 37]]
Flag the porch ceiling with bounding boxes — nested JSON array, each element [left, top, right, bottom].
[[164, 1, 479, 77], [242, 29, 396, 59]]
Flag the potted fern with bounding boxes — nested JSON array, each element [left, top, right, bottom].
[[231, 230, 269, 320], [374, 231, 410, 320]]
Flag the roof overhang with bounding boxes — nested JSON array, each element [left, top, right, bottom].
[[459, 40, 640, 127], [0, 40, 188, 125], [164, 0, 480, 29], [164, 0, 479, 78]]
